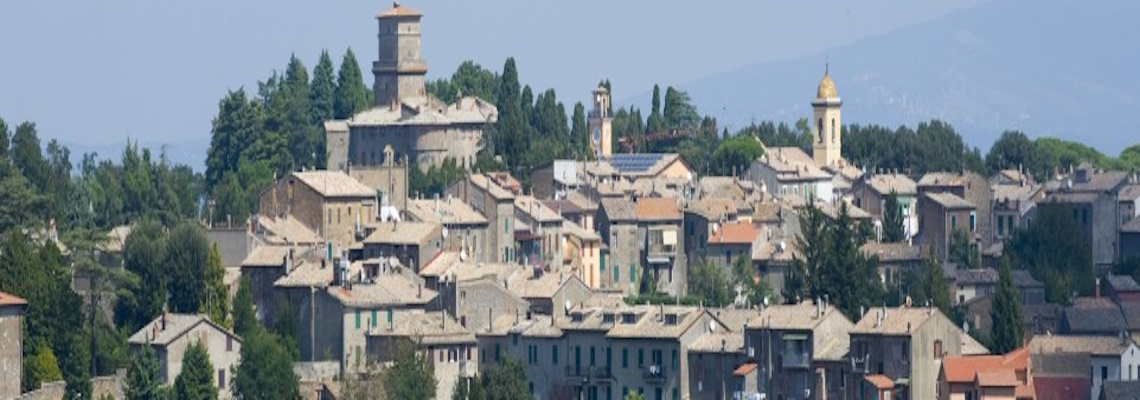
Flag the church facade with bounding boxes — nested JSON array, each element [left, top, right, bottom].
[[325, 4, 498, 172]]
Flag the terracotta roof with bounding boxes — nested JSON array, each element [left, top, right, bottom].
[[733, 362, 758, 377], [867, 174, 917, 196], [378, 3, 422, 18], [292, 171, 375, 198], [943, 347, 1029, 383], [635, 197, 682, 222], [864, 374, 895, 390], [925, 192, 974, 210], [418, 251, 462, 278], [708, 222, 758, 245], [752, 201, 790, 224], [976, 369, 1019, 387], [0, 291, 27, 306]]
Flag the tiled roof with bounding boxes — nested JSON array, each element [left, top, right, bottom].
[[864, 374, 895, 390], [363, 221, 441, 245], [708, 222, 758, 245], [816, 335, 851, 361], [860, 242, 922, 263], [506, 271, 580, 301], [976, 369, 1019, 387], [752, 201, 790, 224], [128, 313, 238, 347], [1125, 218, 1140, 234], [418, 251, 462, 278], [867, 174, 917, 196], [326, 273, 436, 308], [686, 198, 738, 221], [918, 172, 969, 187], [600, 198, 636, 222], [814, 201, 872, 220], [942, 347, 1028, 383], [241, 245, 291, 268], [746, 301, 841, 331], [689, 332, 743, 353], [1118, 184, 1140, 202], [405, 198, 487, 226], [1012, 270, 1044, 288], [292, 171, 375, 198], [733, 363, 758, 377], [256, 215, 322, 245], [561, 220, 600, 242], [368, 312, 475, 346], [851, 307, 940, 335], [1063, 297, 1127, 334], [377, 3, 422, 18], [761, 147, 831, 181], [993, 184, 1036, 203], [468, 174, 515, 200], [1100, 380, 1140, 400], [0, 291, 27, 306], [449, 262, 523, 283], [956, 268, 999, 285], [925, 192, 974, 210], [1071, 170, 1129, 193], [515, 196, 563, 224], [1029, 334, 1132, 356], [1107, 274, 1140, 292], [635, 197, 682, 222]]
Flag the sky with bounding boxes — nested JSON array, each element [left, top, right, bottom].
[[0, 0, 991, 170]]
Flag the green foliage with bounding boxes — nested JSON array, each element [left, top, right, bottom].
[[25, 344, 64, 390], [948, 229, 979, 269], [843, 121, 985, 175], [882, 191, 906, 243], [335, 48, 371, 119], [732, 254, 772, 308], [662, 86, 699, 130], [408, 158, 465, 198], [646, 85, 666, 135], [167, 222, 210, 314], [204, 243, 230, 328], [174, 341, 217, 400], [990, 258, 1024, 354], [233, 277, 257, 338], [985, 131, 1044, 177], [906, 256, 951, 314], [427, 60, 500, 104], [125, 345, 163, 400], [570, 102, 589, 158], [12, 122, 49, 192], [1008, 206, 1093, 305], [709, 134, 765, 176], [117, 219, 168, 332], [232, 331, 301, 400], [381, 343, 438, 400], [0, 161, 45, 232], [477, 357, 529, 400], [625, 389, 646, 400], [310, 50, 337, 125], [687, 258, 734, 307], [785, 203, 884, 318], [451, 376, 485, 400], [273, 302, 301, 361]]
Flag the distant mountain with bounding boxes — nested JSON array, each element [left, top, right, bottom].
[[680, 0, 1140, 155]]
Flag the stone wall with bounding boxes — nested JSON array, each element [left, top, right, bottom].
[[17, 381, 65, 400], [0, 307, 23, 400]]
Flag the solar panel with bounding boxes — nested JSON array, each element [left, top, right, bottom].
[[611, 153, 665, 173]]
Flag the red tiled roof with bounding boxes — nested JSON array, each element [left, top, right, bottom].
[[635, 197, 682, 221], [865, 374, 894, 390], [378, 3, 422, 18], [1033, 376, 1088, 400], [0, 291, 27, 306], [943, 347, 1029, 383], [708, 222, 758, 245], [976, 369, 1019, 387]]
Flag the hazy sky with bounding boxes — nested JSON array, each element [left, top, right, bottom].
[[0, 0, 989, 168]]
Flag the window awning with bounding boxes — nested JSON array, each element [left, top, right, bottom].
[[662, 230, 677, 246], [646, 256, 671, 264]]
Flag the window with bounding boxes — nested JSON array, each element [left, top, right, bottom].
[[590, 346, 596, 366], [615, 264, 620, 282], [355, 346, 361, 367], [997, 216, 1004, 236], [495, 344, 501, 362], [672, 349, 678, 368], [622, 348, 629, 368], [831, 118, 836, 143], [1103, 366, 1109, 380], [553, 346, 559, 365], [575, 346, 582, 369], [337, 208, 341, 224], [934, 340, 943, 359], [227, 336, 233, 352], [951, 215, 958, 231], [355, 310, 361, 329], [371, 310, 377, 328], [630, 266, 637, 283], [218, 369, 226, 389], [817, 118, 824, 143], [638, 348, 645, 367], [970, 212, 976, 232], [607, 347, 612, 368]]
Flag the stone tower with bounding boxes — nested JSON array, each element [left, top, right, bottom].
[[373, 2, 428, 107], [588, 86, 613, 158], [812, 67, 843, 168]]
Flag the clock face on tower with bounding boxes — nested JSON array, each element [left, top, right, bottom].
[[593, 127, 601, 143]]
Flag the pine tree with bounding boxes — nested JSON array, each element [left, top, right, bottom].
[[232, 331, 300, 400], [167, 222, 210, 314], [203, 243, 229, 328], [480, 357, 529, 400], [174, 341, 217, 400], [647, 85, 665, 134], [991, 258, 1024, 353], [233, 277, 256, 338], [381, 343, 437, 400], [310, 50, 336, 125], [334, 48, 371, 119], [124, 344, 163, 400], [570, 102, 588, 158], [882, 190, 906, 242]]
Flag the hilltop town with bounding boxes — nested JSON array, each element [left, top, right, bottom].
[[2, 3, 1140, 400]]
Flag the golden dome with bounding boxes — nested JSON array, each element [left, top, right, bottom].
[[816, 71, 838, 99]]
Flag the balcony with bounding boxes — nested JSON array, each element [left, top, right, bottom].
[[782, 351, 810, 369], [565, 366, 614, 383], [643, 365, 668, 384]]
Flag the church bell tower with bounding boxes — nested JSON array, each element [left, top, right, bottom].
[[373, 2, 428, 107], [588, 86, 613, 158], [812, 66, 843, 168]]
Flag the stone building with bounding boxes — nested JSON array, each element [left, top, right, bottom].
[[848, 306, 966, 400], [598, 198, 641, 294], [448, 174, 517, 264], [258, 170, 378, 251], [324, 4, 498, 172], [366, 311, 477, 400], [748, 146, 834, 202], [128, 313, 243, 399], [0, 291, 26, 400], [1041, 166, 1130, 271], [812, 68, 843, 169], [359, 220, 443, 273], [919, 192, 976, 263], [404, 196, 488, 257], [635, 197, 687, 296], [853, 173, 919, 240], [742, 300, 855, 400]]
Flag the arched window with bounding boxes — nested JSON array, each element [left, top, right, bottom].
[[831, 118, 837, 144], [817, 118, 824, 143]]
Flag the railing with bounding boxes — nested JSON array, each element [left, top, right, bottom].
[[782, 352, 810, 369], [647, 243, 676, 257], [643, 365, 667, 383], [565, 366, 614, 383]]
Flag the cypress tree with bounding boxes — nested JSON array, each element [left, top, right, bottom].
[[991, 258, 1024, 353], [335, 48, 371, 119], [882, 190, 906, 242]]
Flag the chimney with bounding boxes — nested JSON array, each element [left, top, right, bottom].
[[161, 307, 168, 331], [1096, 278, 1101, 298], [488, 308, 493, 333]]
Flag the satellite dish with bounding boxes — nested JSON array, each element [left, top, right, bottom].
[[708, 320, 717, 333], [564, 300, 573, 313], [763, 296, 770, 307], [442, 226, 449, 239]]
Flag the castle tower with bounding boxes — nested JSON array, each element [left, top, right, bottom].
[[587, 86, 613, 158], [812, 67, 843, 168], [373, 2, 428, 107]]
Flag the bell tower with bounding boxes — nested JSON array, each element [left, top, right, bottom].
[[373, 2, 428, 107], [812, 66, 843, 168], [588, 86, 613, 158]]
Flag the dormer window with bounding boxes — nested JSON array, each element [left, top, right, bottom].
[[664, 314, 679, 326], [602, 313, 615, 324], [622, 313, 637, 324], [571, 312, 584, 323]]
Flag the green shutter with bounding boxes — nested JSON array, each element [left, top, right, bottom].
[[355, 310, 361, 329]]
